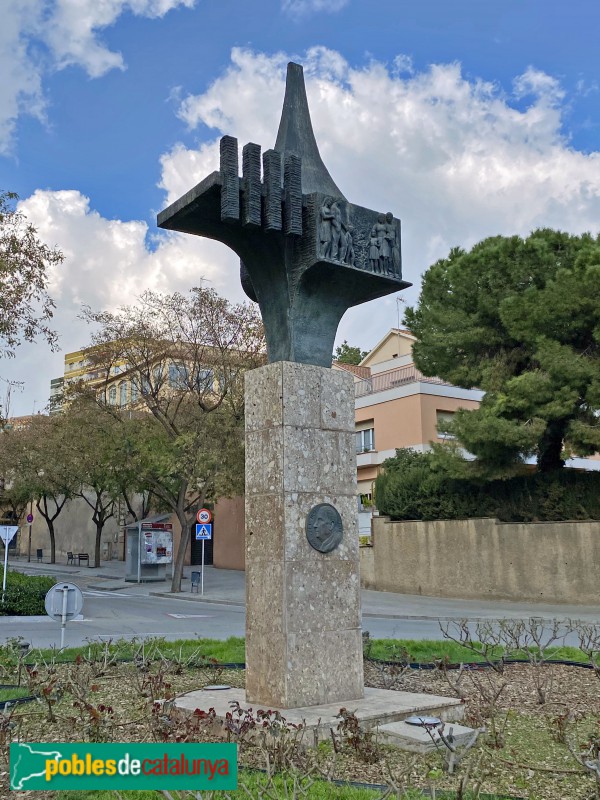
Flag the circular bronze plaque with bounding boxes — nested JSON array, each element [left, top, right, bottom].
[[305, 503, 343, 553]]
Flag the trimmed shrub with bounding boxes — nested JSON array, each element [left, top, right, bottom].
[[376, 449, 600, 522], [0, 570, 56, 616]]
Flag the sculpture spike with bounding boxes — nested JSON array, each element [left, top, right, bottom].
[[275, 62, 346, 200]]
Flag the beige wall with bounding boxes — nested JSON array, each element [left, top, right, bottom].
[[356, 394, 423, 451], [362, 331, 415, 366], [22, 496, 122, 562], [365, 516, 600, 605], [356, 393, 481, 454], [419, 394, 480, 445], [213, 496, 245, 570], [359, 545, 375, 586]]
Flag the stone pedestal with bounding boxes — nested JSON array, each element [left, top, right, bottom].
[[245, 362, 364, 708]]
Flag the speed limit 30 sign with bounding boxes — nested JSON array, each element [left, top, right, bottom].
[[196, 508, 213, 524]]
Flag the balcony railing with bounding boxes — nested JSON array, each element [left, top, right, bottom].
[[354, 366, 451, 398]]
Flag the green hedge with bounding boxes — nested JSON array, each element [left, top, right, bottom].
[[375, 449, 600, 522], [0, 570, 56, 616]]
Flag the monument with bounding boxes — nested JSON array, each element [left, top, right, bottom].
[[158, 63, 411, 709]]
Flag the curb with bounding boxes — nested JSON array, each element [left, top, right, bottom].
[[149, 592, 245, 607]]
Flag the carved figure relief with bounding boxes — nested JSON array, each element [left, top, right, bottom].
[[366, 211, 399, 275], [385, 211, 400, 275], [319, 198, 356, 266], [319, 197, 335, 259], [305, 503, 343, 553]]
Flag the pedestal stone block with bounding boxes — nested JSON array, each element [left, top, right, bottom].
[[245, 362, 364, 708]]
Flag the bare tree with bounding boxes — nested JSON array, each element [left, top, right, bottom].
[[80, 287, 265, 590]]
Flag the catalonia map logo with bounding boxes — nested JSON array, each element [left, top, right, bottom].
[[10, 742, 237, 790]]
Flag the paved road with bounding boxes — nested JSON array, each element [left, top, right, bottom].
[[3, 591, 485, 649], [2, 591, 246, 649], [2, 559, 597, 649]]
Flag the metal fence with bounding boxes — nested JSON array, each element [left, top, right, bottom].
[[354, 365, 450, 398]]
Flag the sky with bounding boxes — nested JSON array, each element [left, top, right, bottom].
[[2, 0, 600, 416]]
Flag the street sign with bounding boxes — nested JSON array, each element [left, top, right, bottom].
[[0, 526, 19, 602], [45, 583, 84, 622], [0, 526, 18, 545], [45, 583, 84, 649], [194, 524, 212, 596], [196, 508, 212, 524], [195, 523, 212, 540], [26, 513, 34, 524]]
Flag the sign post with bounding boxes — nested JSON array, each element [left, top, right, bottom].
[[45, 583, 84, 649], [0, 526, 19, 603], [195, 523, 212, 596], [26, 507, 34, 563]]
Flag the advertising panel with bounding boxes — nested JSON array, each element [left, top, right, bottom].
[[140, 523, 173, 565]]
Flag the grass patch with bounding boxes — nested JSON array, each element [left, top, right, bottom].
[[55, 772, 385, 799], [0, 686, 31, 702], [22, 636, 246, 666], [17, 636, 591, 669], [55, 771, 505, 799], [363, 637, 589, 666]]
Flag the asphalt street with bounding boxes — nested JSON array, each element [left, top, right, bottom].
[[1, 558, 598, 649]]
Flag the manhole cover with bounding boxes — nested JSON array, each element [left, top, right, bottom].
[[203, 685, 232, 691], [405, 716, 442, 727]]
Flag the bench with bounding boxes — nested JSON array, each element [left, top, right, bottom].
[[77, 553, 89, 566]]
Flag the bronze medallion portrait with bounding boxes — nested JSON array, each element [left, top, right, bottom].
[[305, 503, 343, 553]]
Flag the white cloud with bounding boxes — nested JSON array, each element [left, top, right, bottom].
[[281, 0, 349, 19], [1, 188, 242, 413], [7, 46, 600, 414], [18, 189, 242, 308], [0, 0, 195, 153], [0, 1, 47, 154], [43, 0, 195, 78], [164, 47, 600, 353]]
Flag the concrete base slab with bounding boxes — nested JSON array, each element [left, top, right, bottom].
[[174, 686, 464, 742], [377, 719, 476, 754]]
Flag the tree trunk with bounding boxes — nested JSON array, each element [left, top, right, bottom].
[[537, 418, 569, 472], [36, 495, 66, 564], [48, 519, 56, 564], [170, 484, 203, 593], [170, 510, 190, 593], [94, 522, 103, 568]]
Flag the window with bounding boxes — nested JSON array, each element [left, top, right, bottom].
[[195, 368, 214, 391], [168, 363, 188, 389], [108, 386, 117, 405], [131, 381, 139, 403], [436, 410, 456, 439], [356, 428, 375, 453], [119, 381, 128, 407]]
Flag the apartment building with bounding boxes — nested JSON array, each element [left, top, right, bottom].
[[335, 329, 483, 503]]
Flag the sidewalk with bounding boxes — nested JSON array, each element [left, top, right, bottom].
[[8, 555, 600, 623]]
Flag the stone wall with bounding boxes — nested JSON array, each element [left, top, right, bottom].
[[359, 545, 375, 587], [365, 516, 600, 605], [21, 495, 122, 562]]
